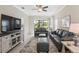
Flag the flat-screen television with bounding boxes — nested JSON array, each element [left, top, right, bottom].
[[1, 14, 21, 32], [14, 18, 21, 30], [1, 14, 10, 32]]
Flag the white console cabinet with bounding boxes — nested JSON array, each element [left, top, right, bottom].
[[2, 35, 11, 53], [1, 31, 21, 53], [0, 37, 2, 53]]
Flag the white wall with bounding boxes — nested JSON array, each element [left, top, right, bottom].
[[55, 5, 79, 23], [28, 16, 34, 37], [54, 5, 79, 29], [0, 5, 30, 44], [49, 16, 55, 31]]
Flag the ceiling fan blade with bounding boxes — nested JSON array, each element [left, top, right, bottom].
[[43, 9, 47, 12], [43, 6, 48, 8], [32, 5, 48, 12]]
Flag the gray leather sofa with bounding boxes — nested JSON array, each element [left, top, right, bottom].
[[50, 29, 75, 52], [34, 28, 48, 37]]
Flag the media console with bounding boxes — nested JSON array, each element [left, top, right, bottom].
[[0, 14, 22, 53], [0, 30, 22, 53]]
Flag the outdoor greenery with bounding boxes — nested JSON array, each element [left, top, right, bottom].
[[34, 20, 48, 30]]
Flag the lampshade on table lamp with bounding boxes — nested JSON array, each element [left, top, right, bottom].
[[69, 23, 79, 46], [69, 23, 79, 35]]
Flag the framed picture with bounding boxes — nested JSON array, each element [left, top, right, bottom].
[[62, 15, 71, 28]]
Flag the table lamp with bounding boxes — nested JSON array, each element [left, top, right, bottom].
[[69, 23, 79, 46], [69, 23, 79, 35]]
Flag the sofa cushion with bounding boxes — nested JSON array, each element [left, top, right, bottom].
[[61, 30, 68, 37], [58, 29, 64, 37], [68, 32, 75, 36], [61, 31, 75, 41]]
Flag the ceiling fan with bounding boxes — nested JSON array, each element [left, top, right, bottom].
[[32, 5, 48, 12]]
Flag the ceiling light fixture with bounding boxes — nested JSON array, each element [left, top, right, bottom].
[[38, 8, 42, 12], [32, 5, 48, 12]]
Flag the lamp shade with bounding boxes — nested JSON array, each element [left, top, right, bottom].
[[69, 23, 79, 34]]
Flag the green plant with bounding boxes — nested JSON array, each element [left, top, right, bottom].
[[34, 20, 48, 30]]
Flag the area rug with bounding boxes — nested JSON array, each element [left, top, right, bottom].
[[20, 37, 58, 53]]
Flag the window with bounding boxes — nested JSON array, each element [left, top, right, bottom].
[[34, 20, 48, 30], [55, 19, 58, 30]]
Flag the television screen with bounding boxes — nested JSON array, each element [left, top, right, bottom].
[[2, 20, 9, 32], [1, 14, 21, 33], [1, 14, 10, 32], [14, 18, 21, 30]]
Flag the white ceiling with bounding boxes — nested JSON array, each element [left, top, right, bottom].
[[15, 5, 65, 16]]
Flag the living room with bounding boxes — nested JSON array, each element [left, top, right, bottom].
[[0, 5, 79, 53], [29, 5, 79, 53], [1, 0, 79, 59]]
